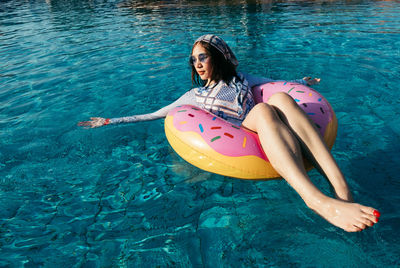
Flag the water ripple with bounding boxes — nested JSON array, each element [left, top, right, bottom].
[[1, 0, 399, 266]]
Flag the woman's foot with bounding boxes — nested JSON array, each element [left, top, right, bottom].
[[308, 197, 380, 232]]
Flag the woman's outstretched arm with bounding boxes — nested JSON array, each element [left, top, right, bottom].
[[78, 90, 196, 128]]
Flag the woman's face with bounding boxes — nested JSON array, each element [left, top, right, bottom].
[[191, 43, 213, 85]]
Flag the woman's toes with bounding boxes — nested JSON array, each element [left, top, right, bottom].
[[373, 210, 381, 218], [347, 225, 362, 232], [354, 221, 367, 230], [366, 219, 375, 227], [361, 206, 380, 221], [359, 215, 375, 227]]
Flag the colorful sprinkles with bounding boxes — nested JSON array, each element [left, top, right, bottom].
[[199, 124, 204, 133], [224, 133, 234, 138], [242, 136, 247, 148], [167, 80, 335, 180], [167, 81, 335, 180], [211, 136, 221, 142]]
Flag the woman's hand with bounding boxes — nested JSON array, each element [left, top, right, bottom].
[[78, 117, 108, 128], [303, 77, 321, 86]]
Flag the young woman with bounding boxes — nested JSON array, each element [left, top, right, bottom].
[[79, 34, 380, 232]]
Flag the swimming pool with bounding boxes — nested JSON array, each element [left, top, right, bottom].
[[1, 0, 399, 266]]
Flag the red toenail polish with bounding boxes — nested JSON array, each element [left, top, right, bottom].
[[373, 210, 381, 217]]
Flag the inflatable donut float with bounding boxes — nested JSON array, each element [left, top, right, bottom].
[[164, 81, 338, 180]]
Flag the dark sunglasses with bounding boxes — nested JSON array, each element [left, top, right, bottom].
[[189, 53, 209, 65]]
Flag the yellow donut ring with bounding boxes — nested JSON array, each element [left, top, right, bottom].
[[165, 82, 338, 180]]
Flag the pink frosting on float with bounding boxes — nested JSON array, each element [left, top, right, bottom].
[[169, 81, 334, 160], [169, 106, 268, 159], [252, 81, 333, 136]]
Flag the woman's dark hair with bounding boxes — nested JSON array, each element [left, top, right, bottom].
[[191, 41, 238, 87]]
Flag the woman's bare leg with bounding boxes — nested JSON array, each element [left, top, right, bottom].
[[242, 103, 378, 232], [267, 92, 352, 201]]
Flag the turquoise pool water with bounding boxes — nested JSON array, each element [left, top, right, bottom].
[[1, 0, 399, 266]]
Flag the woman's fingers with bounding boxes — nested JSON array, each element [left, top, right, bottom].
[[78, 117, 105, 128], [77, 121, 91, 126], [303, 77, 321, 86]]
